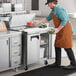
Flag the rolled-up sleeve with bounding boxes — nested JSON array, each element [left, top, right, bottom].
[[46, 12, 52, 21], [57, 8, 68, 26]]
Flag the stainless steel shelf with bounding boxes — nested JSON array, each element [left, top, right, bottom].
[[40, 43, 48, 46]]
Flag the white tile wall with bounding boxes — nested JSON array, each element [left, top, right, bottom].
[[11, 0, 17, 4], [24, 0, 28, 10], [21, 0, 51, 16], [24, 0, 76, 16], [39, 0, 51, 16], [58, 0, 76, 13], [16, 0, 25, 10], [25, 0, 31, 10], [7, 0, 10, 2], [10, 0, 76, 16], [11, 0, 25, 10]]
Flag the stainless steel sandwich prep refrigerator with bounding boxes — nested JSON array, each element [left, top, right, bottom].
[[7, 13, 51, 70], [11, 27, 50, 70], [22, 28, 50, 70]]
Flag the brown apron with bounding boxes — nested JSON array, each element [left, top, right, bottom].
[[51, 14, 73, 48]]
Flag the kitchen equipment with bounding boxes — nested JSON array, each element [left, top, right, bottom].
[[11, 27, 50, 70], [0, 31, 21, 72], [22, 31, 40, 70], [8, 13, 50, 70], [2, 3, 11, 12], [10, 13, 36, 28], [0, 37, 9, 71], [14, 3, 23, 11]]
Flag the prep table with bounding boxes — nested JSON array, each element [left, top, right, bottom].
[[22, 27, 51, 70], [0, 13, 60, 71], [5, 13, 51, 70], [11, 26, 51, 70], [0, 13, 67, 71], [0, 31, 22, 72]]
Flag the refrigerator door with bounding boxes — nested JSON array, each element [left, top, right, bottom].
[[27, 34, 40, 64], [0, 37, 9, 71]]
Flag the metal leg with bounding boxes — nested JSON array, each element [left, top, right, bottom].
[[44, 60, 48, 65], [44, 58, 48, 65], [24, 66, 28, 70], [22, 32, 28, 70]]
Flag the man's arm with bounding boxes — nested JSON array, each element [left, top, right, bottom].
[[33, 18, 48, 24], [54, 7, 68, 34], [33, 12, 52, 25]]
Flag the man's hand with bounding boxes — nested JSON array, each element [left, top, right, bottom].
[[54, 25, 64, 34], [54, 28, 59, 34]]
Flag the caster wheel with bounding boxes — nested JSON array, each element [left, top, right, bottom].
[[24, 66, 28, 70], [13, 68, 18, 72], [15, 68, 18, 72], [44, 60, 48, 65]]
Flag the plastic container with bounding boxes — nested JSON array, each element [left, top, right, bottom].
[[40, 48, 45, 58], [39, 23, 49, 28], [40, 40, 45, 45]]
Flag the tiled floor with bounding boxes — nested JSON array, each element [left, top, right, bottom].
[[0, 38, 76, 76]]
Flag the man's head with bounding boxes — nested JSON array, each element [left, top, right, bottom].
[[45, 0, 58, 9]]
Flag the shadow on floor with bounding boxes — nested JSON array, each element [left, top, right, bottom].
[[14, 65, 76, 76]]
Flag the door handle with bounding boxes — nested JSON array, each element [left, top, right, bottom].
[[31, 36, 39, 40], [7, 40, 8, 45]]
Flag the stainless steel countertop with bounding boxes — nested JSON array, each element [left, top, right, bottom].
[[0, 31, 21, 37]]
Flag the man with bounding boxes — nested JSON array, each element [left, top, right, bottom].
[[33, 0, 76, 69]]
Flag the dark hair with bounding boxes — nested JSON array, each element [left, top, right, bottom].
[[52, 0, 58, 4]]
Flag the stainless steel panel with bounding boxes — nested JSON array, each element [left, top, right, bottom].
[[0, 37, 9, 70], [11, 36, 21, 46], [11, 47, 21, 56], [27, 34, 40, 64], [11, 56, 21, 67]]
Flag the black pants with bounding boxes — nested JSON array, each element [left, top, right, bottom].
[[55, 47, 76, 66]]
